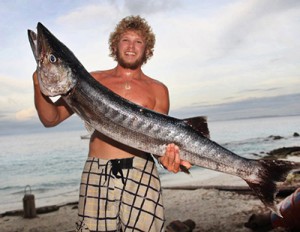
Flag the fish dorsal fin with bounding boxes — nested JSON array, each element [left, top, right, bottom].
[[183, 116, 210, 138]]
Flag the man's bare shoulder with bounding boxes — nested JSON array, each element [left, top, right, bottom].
[[145, 75, 168, 93], [145, 75, 169, 104], [143, 75, 169, 113], [90, 69, 115, 80]]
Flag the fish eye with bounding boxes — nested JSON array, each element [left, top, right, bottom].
[[48, 54, 57, 63]]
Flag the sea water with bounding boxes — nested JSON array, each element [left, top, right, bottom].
[[0, 115, 299, 214]]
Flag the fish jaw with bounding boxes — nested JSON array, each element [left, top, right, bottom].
[[28, 23, 77, 97], [28, 30, 39, 62]]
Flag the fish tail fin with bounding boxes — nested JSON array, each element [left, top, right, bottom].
[[244, 159, 300, 216]]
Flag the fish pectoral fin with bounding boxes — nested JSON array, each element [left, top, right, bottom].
[[183, 116, 210, 138], [180, 165, 191, 175]]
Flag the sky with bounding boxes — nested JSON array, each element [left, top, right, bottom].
[[0, 0, 300, 124]]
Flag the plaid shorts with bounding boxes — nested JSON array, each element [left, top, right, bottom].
[[76, 155, 165, 232]]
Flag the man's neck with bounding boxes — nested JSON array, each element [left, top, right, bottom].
[[114, 65, 143, 80]]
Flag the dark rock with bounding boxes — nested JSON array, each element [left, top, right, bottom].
[[267, 147, 300, 159], [268, 135, 284, 140], [244, 213, 272, 231], [166, 219, 196, 232]]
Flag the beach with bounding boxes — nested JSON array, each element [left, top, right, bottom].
[[1, 167, 298, 232]]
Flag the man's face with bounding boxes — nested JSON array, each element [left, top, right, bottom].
[[116, 30, 147, 69]]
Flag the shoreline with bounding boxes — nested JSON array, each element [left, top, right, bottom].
[[0, 168, 243, 216]]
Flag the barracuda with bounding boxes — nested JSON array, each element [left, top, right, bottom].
[[28, 22, 300, 215]]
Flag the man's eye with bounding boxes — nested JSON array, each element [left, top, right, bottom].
[[49, 54, 57, 63]]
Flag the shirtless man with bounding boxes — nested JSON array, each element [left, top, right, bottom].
[[33, 16, 191, 232]]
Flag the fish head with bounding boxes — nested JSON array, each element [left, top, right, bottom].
[[28, 22, 78, 97]]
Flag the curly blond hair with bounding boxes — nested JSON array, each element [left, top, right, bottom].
[[109, 15, 156, 64]]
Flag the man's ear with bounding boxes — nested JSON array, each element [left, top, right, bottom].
[[145, 49, 150, 57]]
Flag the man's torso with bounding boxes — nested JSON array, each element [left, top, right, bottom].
[[87, 69, 166, 160]]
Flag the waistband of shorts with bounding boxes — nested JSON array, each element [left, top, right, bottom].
[[87, 153, 154, 165]]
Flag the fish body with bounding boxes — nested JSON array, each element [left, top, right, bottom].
[[28, 23, 300, 214]]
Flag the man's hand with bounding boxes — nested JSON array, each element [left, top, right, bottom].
[[33, 71, 39, 85], [159, 143, 192, 173]]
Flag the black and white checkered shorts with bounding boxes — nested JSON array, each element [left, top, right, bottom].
[[76, 155, 165, 232]]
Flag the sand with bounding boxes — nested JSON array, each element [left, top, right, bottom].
[[1, 168, 295, 232], [0, 189, 264, 232]]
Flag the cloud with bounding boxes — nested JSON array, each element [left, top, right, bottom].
[[56, 2, 119, 28], [15, 107, 36, 121], [171, 93, 300, 121], [240, 87, 281, 94], [124, 0, 181, 15], [215, 0, 300, 56], [143, 0, 300, 110], [0, 76, 34, 120]]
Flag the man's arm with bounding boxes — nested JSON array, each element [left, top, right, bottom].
[[33, 72, 73, 127]]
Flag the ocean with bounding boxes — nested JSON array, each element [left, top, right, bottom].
[[1, 115, 300, 214]]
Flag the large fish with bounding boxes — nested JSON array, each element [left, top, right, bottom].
[[28, 22, 299, 215]]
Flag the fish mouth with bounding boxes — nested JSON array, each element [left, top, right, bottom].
[[28, 23, 52, 66], [37, 23, 52, 66]]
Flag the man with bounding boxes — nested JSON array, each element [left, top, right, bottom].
[[33, 16, 191, 231]]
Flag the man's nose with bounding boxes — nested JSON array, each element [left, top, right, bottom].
[[128, 42, 134, 48]]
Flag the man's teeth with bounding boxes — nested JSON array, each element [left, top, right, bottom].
[[126, 52, 135, 55]]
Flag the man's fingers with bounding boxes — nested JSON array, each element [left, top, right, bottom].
[[173, 145, 180, 172], [160, 143, 190, 174]]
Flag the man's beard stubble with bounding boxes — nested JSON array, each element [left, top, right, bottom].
[[116, 50, 147, 70]]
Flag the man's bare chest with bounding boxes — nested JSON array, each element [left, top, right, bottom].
[[102, 79, 156, 110]]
